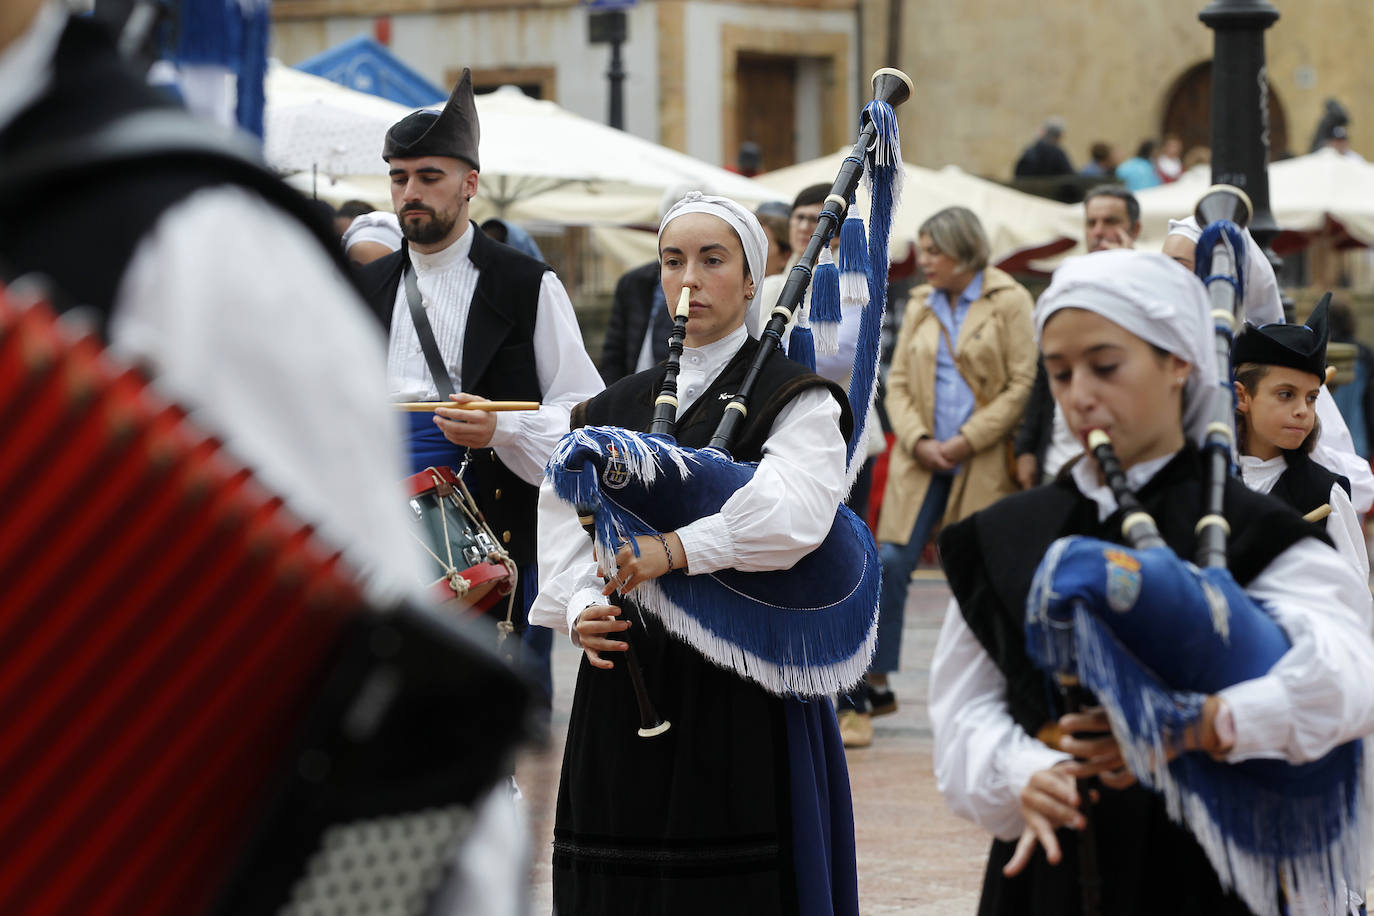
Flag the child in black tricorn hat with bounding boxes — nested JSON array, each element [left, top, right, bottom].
[[1233, 294, 1370, 580]]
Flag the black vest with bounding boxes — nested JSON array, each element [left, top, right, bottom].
[[356, 232, 548, 564], [573, 337, 853, 455], [1268, 450, 1351, 534], [0, 19, 349, 327], [938, 446, 1322, 738]]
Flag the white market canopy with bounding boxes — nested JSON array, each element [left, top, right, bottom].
[[756, 150, 1083, 268], [264, 62, 773, 222], [1133, 148, 1374, 251]]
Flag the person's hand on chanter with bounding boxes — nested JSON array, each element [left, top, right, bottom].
[[600, 533, 687, 597], [574, 604, 631, 670]]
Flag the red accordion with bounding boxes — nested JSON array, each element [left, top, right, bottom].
[[0, 282, 530, 915]]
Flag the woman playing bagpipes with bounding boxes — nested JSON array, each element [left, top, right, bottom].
[[530, 192, 861, 916], [928, 249, 1374, 915]]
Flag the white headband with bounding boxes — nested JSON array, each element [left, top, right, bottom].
[[1035, 249, 1218, 446], [342, 211, 402, 253], [658, 191, 768, 288]]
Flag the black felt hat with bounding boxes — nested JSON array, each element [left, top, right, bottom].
[[1233, 292, 1331, 379], [383, 68, 480, 170]]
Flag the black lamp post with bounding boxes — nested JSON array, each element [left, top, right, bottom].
[[588, 9, 628, 130], [1199, 0, 1281, 258]]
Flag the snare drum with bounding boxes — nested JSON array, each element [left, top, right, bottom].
[[405, 465, 514, 613]]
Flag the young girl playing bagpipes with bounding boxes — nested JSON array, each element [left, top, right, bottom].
[[1233, 295, 1371, 583], [929, 249, 1374, 916], [529, 193, 861, 916]]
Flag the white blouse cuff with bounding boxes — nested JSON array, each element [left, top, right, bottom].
[[1218, 676, 1289, 760], [566, 586, 606, 646], [674, 513, 735, 575]]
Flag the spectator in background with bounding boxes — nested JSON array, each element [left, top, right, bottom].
[[1079, 141, 1116, 177], [1182, 144, 1211, 173], [1014, 186, 1141, 489], [844, 207, 1037, 749], [1013, 117, 1074, 178], [1115, 139, 1162, 191], [333, 198, 375, 237], [1154, 133, 1184, 182], [1326, 126, 1366, 163], [1328, 298, 1374, 458], [755, 200, 792, 278], [1082, 185, 1141, 253], [727, 140, 763, 177], [479, 217, 545, 260], [342, 211, 402, 265]]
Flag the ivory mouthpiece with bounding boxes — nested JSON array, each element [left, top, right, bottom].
[[675, 287, 691, 319], [1086, 429, 1111, 450]]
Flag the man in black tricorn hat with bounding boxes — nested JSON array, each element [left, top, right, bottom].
[[356, 69, 602, 686]]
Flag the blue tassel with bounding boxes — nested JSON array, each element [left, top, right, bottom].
[[811, 248, 841, 356], [846, 102, 902, 473], [838, 212, 869, 308], [234, 1, 270, 138], [176, 0, 237, 66], [1195, 220, 1247, 308], [788, 324, 816, 370]]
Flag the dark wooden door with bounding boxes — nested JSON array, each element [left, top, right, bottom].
[[1163, 61, 1290, 160], [736, 53, 797, 172]]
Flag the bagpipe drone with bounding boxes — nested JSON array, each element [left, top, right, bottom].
[[1024, 187, 1365, 916], [546, 69, 914, 712]]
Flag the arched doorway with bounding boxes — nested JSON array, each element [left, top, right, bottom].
[[1162, 60, 1290, 161]]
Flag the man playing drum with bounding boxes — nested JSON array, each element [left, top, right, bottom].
[[356, 71, 603, 689]]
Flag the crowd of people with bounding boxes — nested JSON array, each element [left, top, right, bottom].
[[7, 3, 1374, 913]]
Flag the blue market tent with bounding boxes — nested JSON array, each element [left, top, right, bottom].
[[294, 36, 444, 108]]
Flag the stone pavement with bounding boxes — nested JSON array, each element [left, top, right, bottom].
[[514, 572, 989, 914]]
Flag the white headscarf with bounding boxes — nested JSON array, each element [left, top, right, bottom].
[[1166, 216, 1282, 325], [1035, 249, 1218, 446], [658, 191, 768, 287], [341, 211, 403, 254]]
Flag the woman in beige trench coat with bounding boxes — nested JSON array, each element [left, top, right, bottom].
[[838, 207, 1037, 747]]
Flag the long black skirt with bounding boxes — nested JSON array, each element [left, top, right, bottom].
[[552, 605, 858, 916]]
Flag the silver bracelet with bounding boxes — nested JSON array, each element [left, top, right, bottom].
[[653, 532, 674, 571]]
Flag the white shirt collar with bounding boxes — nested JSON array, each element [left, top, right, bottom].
[[0, 2, 65, 135], [1239, 453, 1286, 494], [1071, 449, 1178, 523], [683, 323, 748, 373], [409, 220, 474, 273]]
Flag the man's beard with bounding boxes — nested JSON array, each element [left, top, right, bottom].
[[400, 205, 459, 244]]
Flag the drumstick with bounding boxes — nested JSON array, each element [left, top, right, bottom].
[[1303, 504, 1332, 523], [393, 400, 541, 413], [1325, 366, 1337, 386]]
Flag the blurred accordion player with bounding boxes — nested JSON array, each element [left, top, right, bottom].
[[0, 282, 531, 915]]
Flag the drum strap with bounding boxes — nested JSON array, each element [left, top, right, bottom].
[[404, 266, 456, 400]]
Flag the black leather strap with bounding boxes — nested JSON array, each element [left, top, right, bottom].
[[403, 266, 455, 400]]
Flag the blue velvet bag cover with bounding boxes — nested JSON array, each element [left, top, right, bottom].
[[1025, 535, 1364, 916], [546, 427, 878, 699]]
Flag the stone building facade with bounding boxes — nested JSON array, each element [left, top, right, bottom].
[[272, 0, 1374, 178]]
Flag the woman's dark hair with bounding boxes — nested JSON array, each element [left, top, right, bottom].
[[1234, 362, 1321, 456]]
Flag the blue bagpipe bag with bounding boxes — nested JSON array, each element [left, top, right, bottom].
[[546, 426, 879, 699], [1024, 534, 1365, 916]]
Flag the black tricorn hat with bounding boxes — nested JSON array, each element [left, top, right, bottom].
[[1233, 292, 1331, 379], [383, 68, 480, 170]]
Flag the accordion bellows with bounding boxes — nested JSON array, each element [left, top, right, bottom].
[[0, 284, 529, 915]]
